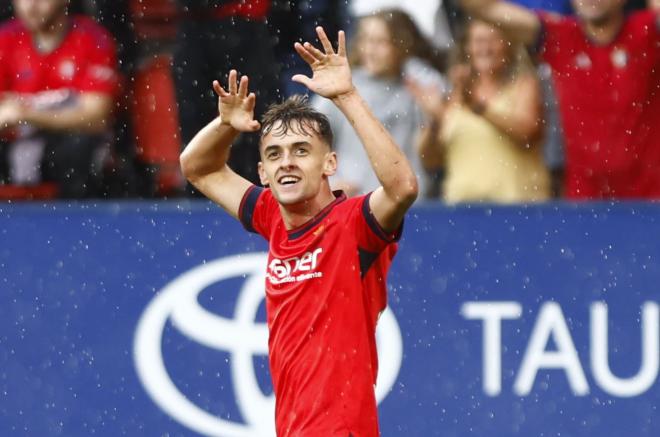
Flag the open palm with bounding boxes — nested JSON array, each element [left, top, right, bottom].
[[292, 27, 354, 99], [213, 69, 260, 132]]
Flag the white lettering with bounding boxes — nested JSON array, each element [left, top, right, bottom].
[[461, 302, 522, 396], [267, 248, 323, 283], [514, 302, 589, 396], [591, 301, 659, 397]]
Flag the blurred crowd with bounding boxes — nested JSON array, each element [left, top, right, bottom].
[[0, 0, 658, 202]]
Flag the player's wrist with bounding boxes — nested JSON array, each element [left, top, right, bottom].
[[330, 86, 358, 105]]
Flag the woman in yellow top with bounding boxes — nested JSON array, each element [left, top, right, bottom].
[[410, 19, 550, 204]]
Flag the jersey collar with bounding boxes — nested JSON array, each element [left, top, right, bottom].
[[287, 190, 346, 240]]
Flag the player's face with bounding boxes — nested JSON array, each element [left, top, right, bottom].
[[466, 22, 509, 76], [13, 0, 68, 33], [357, 17, 402, 78], [258, 120, 337, 206], [571, 0, 625, 25]]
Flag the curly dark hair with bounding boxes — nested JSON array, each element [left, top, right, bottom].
[[260, 95, 334, 149]]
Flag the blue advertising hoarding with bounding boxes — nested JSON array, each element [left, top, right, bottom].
[[1, 201, 659, 436]]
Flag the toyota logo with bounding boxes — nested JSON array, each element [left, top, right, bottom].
[[134, 252, 403, 436]]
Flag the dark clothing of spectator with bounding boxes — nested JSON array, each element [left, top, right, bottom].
[[172, 1, 279, 185]]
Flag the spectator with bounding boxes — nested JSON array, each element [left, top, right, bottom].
[[461, 0, 660, 199], [0, 0, 119, 198], [172, 0, 279, 187], [312, 9, 444, 198], [412, 19, 550, 203]]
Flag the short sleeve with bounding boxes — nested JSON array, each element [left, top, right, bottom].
[[238, 185, 278, 239], [350, 192, 403, 254], [74, 24, 119, 96]]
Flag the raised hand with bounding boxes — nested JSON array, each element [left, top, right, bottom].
[[292, 26, 354, 99], [213, 69, 261, 132], [406, 78, 447, 120]]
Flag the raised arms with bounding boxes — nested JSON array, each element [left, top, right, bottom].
[[292, 27, 419, 232], [179, 70, 260, 219]]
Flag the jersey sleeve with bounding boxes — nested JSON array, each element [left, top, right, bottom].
[[75, 23, 120, 97], [238, 185, 278, 239], [349, 192, 403, 254]]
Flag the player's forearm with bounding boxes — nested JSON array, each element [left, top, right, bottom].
[[332, 90, 418, 203], [180, 116, 239, 183]]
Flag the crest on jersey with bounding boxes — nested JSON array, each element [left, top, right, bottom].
[[611, 48, 628, 69], [575, 52, 592, 70], [58, 60, 75, 80]]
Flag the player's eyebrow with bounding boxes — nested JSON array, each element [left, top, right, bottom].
[[264, 141, 312, 153]]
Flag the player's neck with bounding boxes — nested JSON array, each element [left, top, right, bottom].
[[582, 12, 624, 46], [31, 14, 69, 54], [279, 188, 337, 230]]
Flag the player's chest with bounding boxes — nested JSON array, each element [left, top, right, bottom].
[[265, 221, 352, 287]]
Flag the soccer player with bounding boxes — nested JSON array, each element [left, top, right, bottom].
[[179, 26, 418, 437], [461, 0, 660, 199]]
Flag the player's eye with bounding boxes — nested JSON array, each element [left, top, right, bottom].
[[295, 148, 309, 156]]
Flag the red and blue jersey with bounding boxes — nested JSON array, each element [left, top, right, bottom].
[[538, 11, 660, 198], [0, 15, 119, 98], [239, 186, 400, 437]]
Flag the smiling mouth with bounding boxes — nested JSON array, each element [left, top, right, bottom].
[[278, 176, 301, 186]]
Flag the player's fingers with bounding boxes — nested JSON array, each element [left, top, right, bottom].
[[245, 92, 257, 111], [337, 30, 347, 57], [294, 42, 317, 65], [212, 80, 229, 97], [228, 69, 238, 94], [248, 120, 261, 132], [316, 26, 334, 55], [291, 74, 313, 89], [238, 75, 249, 99], [303, 42, 325, 61]]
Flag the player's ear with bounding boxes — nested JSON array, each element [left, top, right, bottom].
[[323, 151, 337, 177], [257, 161, 269, 186]]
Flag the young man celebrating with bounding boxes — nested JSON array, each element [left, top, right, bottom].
[[179, 27, 418, 437], [461, 0, 660, 199]]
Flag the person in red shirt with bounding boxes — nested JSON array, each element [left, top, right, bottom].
[[461, 0, 660, 199], [180, 27, 418, 437], [0, 0, 118, 197]]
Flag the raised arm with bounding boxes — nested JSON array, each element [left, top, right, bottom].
[[292, 27, 418, 232], [460, 0, 541, 46], [179, 70, 260, 219]]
